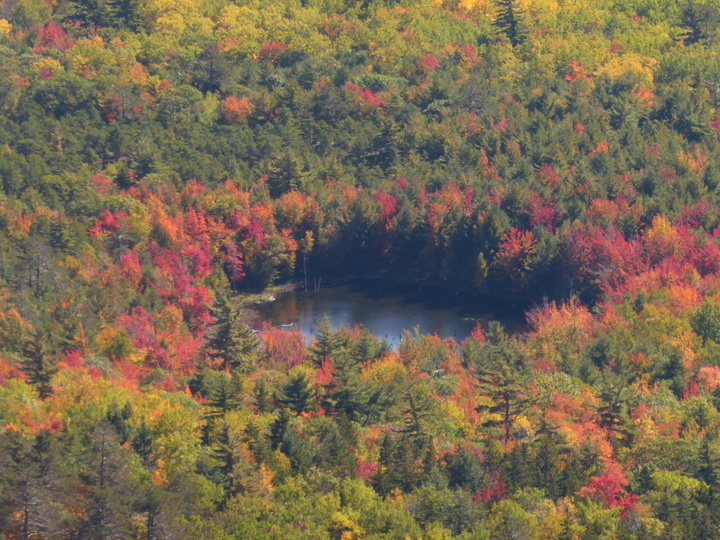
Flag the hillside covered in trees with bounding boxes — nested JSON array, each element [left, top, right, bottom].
[[3, 0, 720, 537]]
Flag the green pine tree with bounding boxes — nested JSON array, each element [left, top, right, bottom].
[[309, 315, 349, 366], [447, 447, 485, 492], [597, 370, 637, 448], [108, 0, 142, 30], [474, 327, 534, 444], [531, 420, 568, 497], [205, 293, 258, 373], [132, 421, 154, 465], [681, 2, 720, 46], [262, 150, 310, 198], [494, 0, 529, 46], [68, 0, 114, 27], [397, 384, 434, 439], [349, 328, 388, 363], [269, 408, 293, 450], [20, 328, 57, 400], [201, 372, 243, 444], [253, 379, 274, 413], [280, 427, 313, 474], [277, 373, 314, 415], [106, 402, 133, 444], [210, 422, 239, 494], [204, 374, 243, 420]]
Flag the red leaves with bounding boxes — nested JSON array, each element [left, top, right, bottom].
[[224, 241, 245, 283], [470, 321, 486, 343], [245, 219, 266, 250], [491, 117, 508, 134], [526, 298, 593, 341], [344, 82, 385, 111], [526, 193, 558, 233], [478, 149, 502, 181], [118, 306, 172, 370], [693, 237, 720, 275], [222, 96, 253, 123], [89, 173, 113, 195], [461, 43, 479, 66], [118, 305, 202, 374], [315, 357, 336, 387], [150, 246, 212, 330], [259, 325, 307, 369], [561, 224, 643, 295], [497, 227, 536, 266], [682, 379, 700, 400], [89, 210, 128, 237], [419, 54, 441, 71], [119, 250, 143, 290], [538, 163, 561, 186], [258, 41, 288, 62], [592, 140, 610, 154], [676, 199, 715, 230], [182, 245, 212, 279], [463, 112, 482, 136], [475, 471, 509, 506], [356, 460, 379, 481], [0, 356, 27, 385], [587, 196, 640, 229], [565, 60, 594, 83], [374, 190, 398, 226], [102, 95, 125, 122], [33, 21, 75, 53], [493, 227, 538, 291], [182, 208, 210, 242], [580, 461, 638, 518], [426, 202, 446, 237]]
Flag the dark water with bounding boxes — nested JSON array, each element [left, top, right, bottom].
[[254, 282, 527, 347]]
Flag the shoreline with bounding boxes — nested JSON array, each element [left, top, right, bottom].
[[240, 275, 530, 336]]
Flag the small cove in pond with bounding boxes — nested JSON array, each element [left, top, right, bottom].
[[253, 282, 527, 347]]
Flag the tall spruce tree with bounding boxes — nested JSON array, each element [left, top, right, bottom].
[[108, 0, 142, 29], [210, 423, 239, 494], [78, 425, 137, 539], [200, 371, 243, 444], [276, 373, 314, 415], [205, 294, 258, 373], [681, 2, 720, 46], [397, 384, 434, 439], [204, 373, 243, 419], [20, 328, 57, 400], [597, 369, 637, 448], [494, 0, 529, 46], [309, 315, 349, 366], [473, 323, 534, 443], [0, 430, 78, 539]]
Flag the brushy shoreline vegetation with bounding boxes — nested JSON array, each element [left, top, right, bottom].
[[3, 0, 720, 537]]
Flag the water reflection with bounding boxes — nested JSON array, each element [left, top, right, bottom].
[[254, 283, 526, 347]]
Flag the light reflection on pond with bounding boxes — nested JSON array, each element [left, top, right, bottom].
[[253, 283, 527, 347]]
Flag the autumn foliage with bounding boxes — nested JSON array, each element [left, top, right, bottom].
[[3, 0, 720, 536]]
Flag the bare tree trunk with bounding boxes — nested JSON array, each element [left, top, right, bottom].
[[23, 496, 29, 540]]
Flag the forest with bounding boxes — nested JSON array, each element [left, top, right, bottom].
[[3, 0, 720, 537]]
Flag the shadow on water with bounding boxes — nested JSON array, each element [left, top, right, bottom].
[[253, 280, 528, 347]]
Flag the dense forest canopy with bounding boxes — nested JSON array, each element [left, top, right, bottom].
[[3, 0, 720, 537]]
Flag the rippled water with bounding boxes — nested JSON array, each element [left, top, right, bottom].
[[254, 282, 526, 347]]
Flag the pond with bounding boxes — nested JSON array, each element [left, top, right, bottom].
[[253, 281, 527, 347]]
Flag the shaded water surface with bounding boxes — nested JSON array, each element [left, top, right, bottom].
[[254, 282, 527, 347]]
